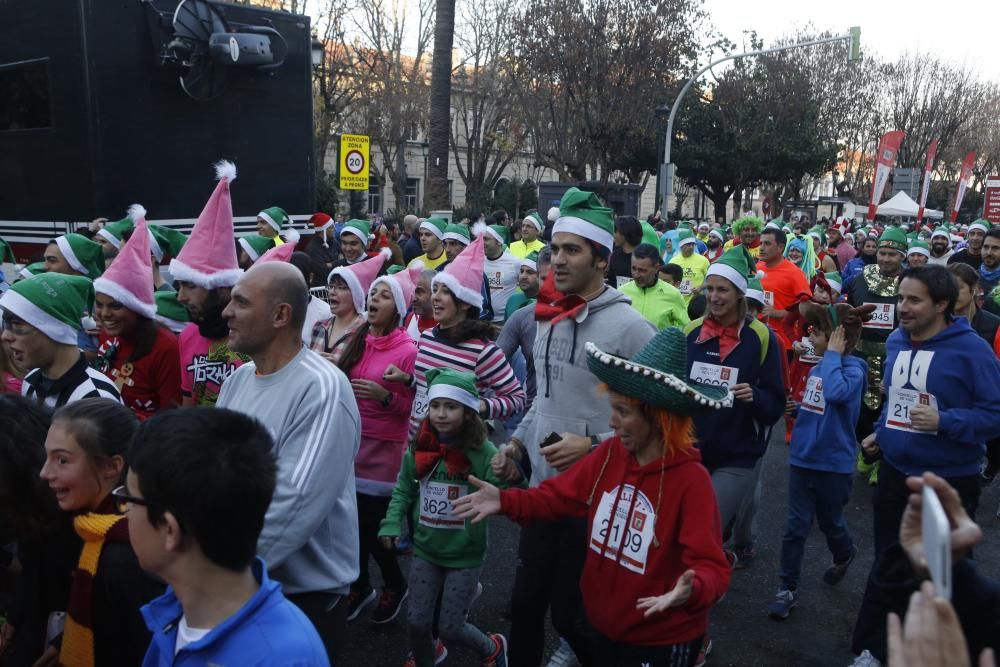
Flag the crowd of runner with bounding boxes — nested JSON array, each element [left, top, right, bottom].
[[0, 159, 998, 667]]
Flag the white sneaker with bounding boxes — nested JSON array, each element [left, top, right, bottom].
[[849, 650, 882, 667], [545, 639, 580, 667]]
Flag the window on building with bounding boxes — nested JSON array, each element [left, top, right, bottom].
[[368, 177, 381, 213], [405, 178, 419, 211], [0, 59, 51, 131]]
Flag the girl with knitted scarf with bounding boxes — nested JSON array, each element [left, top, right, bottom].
[[454, 328, 733, 666], [379, 369, 523, 667], [35, 398, 162, 667]]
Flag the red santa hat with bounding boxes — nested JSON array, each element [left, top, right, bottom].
[[168, 160, 242, 289], [373, 262, 423, 321], [328, 248, 391, 315], [432, 234, 484, 309], [93, 205, 156, 319]]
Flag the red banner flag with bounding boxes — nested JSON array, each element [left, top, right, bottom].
[[867, 130, 906, 220], [950, 151, 977, 222], [916, 139, 939, 221]]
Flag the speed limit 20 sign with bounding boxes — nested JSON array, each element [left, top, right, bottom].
[[339, 134, 370, 190]]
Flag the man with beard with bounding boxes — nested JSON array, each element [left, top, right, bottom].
[[927, 228, 954, 266], [948, 220, 989, 268], [170, 161, 248, 407], [723, 216, 763, 260], [705, 228, 725, 262], [827, 217, 856, 269]]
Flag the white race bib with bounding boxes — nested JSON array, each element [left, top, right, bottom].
[[763, 291, 775, 307], [799, 337, 821, 364], [616, 275, 632, 288], [863, 303, 896, 330], [418, 479, 467, 530], [886, 387, 938, 434], [413, 383, 429, 419], [800, 375, 826, 414], [588, 484, 656, 574], [679, 279, 693, 296], [689, 361, 739, 388]]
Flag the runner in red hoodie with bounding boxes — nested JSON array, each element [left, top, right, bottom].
[[454, 327, 733, 666]]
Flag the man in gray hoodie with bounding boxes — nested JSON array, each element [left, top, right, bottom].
[[494, 188, 655, 667], [217, 261, 361, 665]]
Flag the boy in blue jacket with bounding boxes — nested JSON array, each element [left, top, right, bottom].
[[768, 301, 876, 620], [124, 408, 329, 667]]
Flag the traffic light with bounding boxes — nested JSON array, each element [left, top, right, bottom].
[[848, 26, 861, 61]]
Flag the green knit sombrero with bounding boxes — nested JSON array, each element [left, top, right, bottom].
[[585, 328, 732, 414]]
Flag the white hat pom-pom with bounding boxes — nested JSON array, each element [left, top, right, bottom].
[[471, 221, 487, 238], [410, 259, 425, 271], [214, 160, 238, 183], [127, 203, 147, 222], [284, 228, 301, 245]]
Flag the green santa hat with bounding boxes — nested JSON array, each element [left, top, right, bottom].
[[238, 235, 275, 263], [745, 277, 766, 306], [341, 219, 373, 245], [522, 211, 544, 233], [676, 229, 697, 247], [148, 225, 188, 263], [552, 187, 615, 252], [878, 227, 908, 255], [484, 224, 510, 246], [425, 368, 480, 411], [521, 250, 540, 272], [640, 221, 660, 247], [824, 271, 843, 294], [257, 206, 289, 233], [443, 223, 471, 245], [807, 225, 826, 246], [732, 216, 764, 235], [18, 262, 46, 280], [968, 219, 990, 235], [907, 239, 931, 259], [386, 264, 406, 275], [0, 273, 94, 345], [154, 290, 190, 334], [705, 244, 757, 294], [54, 233, 105, 280], [764, 219, 783, 231], [418, 217, 448, 241], [0, 237, 13, 263], [96, 215, 136, 250]]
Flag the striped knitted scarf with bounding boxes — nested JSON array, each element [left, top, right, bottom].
[[60, 511, 129, 667]]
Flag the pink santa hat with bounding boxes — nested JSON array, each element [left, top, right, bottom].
[[432, 234, 484, 309], [372, 262, 423, 321], [93, 205, 156, 319], [168, 161, 242, 289], [256, 241, 296, 264], [328, 248, 391, 315]]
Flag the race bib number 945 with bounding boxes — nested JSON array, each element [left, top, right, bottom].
[[863, 303, 895, 330], [589, 484, 656, 574]]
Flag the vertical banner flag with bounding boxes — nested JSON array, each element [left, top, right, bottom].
[[916, 139, 939, 221], [950, 151, 977, 222], [867, 130, 906, 220]]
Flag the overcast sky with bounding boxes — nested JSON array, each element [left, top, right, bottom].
[[705, 0, 999, 83]]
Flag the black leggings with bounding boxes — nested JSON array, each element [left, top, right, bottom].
[[353, 493, 406, 592], [591, 632, 703, 667]]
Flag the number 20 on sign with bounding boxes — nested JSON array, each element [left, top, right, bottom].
[[339, 134, 370, 190]]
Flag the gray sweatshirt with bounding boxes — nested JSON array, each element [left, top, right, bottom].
[[218, 346, 361, 595], [512, 287, 655, 486], [497, 303, 537, 406]]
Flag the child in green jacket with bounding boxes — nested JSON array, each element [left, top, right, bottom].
[[380, 369, 522, 667]]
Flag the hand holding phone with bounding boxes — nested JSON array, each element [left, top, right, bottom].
[[921, 484, 951, 601]]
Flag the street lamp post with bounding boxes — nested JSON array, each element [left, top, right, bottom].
[[659, 27, 861, 209]]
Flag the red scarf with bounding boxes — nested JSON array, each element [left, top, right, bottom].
[[534, 271, 586, 324], [697, 317, 742, 362], [736, 238, 761, 250], [413, 420, 471, 478]]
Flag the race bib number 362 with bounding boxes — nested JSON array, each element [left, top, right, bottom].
[[418, 480, 467, 529], [589, 484, 656, 574]]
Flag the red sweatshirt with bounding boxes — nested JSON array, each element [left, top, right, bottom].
[[500, 439, 730, 645]]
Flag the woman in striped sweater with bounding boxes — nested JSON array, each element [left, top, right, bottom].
[[385, 236, 525, 441]]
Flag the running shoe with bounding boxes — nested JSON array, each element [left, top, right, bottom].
[[823, 545, 858, 586], [482, 633, 508, 667], [848, 650, 882, 667], [402, 639, 448, 667], [767, 589, 798, 620], [371, 587, 409, 624], [545, 638, 580, 667], [733, 545, 756, 569], [346, 587, 376, 621], [693, 637, 712, 667]]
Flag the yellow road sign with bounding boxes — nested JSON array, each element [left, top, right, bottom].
[[339, 134, 370, 190]]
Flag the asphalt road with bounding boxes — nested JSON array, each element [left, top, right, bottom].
[[340, 426, 1000, 667]]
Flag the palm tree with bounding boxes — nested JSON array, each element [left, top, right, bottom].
[[423, 0, 456, 212]]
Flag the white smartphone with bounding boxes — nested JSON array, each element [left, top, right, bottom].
[[921, 484, 951, 601]]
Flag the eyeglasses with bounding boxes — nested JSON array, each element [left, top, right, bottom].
[[1, 316, 34, 336], [111, 485, 156, 514]]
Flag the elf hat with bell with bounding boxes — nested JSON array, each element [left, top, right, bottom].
[[372, 261, 423, 321], [432, 235, 485, 309], [328, 247, 391, 315], [93, 205, 157, 320], [169, 160, 242, 289], [0, 273, 94, 345], [55, 233, 105, 280], [553, 187, 615, 253], [705, 245, 757, 294], [426, 368, 480, 411]]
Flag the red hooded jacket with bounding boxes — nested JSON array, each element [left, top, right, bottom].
[[500, 439, 730, 645]]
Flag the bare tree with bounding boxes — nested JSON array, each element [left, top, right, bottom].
[[423, 0, 456, 212]]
